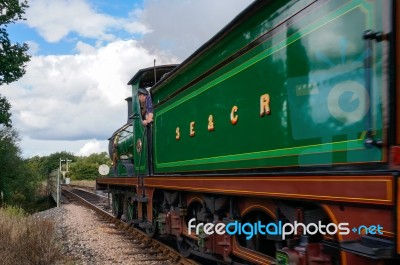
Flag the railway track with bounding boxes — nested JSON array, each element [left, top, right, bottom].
[[61, 185, 200, 265]]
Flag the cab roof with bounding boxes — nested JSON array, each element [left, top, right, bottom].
[[127, 64, 178, 87]]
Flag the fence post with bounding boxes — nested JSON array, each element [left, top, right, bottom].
[[57, 168, 60, 207]]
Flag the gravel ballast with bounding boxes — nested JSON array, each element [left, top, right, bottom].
[[35, 204, 168, 265]]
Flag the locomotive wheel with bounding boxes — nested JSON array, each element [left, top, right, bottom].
[[123, 196, 137, 224], [111, 193, 122, 219]]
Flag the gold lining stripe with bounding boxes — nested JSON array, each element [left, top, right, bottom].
[[241, 205, 276, 219], [146, 177, 391, 182], [147, 184, 393, 204], [321, 204, 343, 241]]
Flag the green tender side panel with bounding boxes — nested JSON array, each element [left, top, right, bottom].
[[153, 0, 386, 173], [153, 0, 314, 102]]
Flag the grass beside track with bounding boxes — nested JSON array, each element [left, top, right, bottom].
[[0, 206, 61, 265], [70, 179, 96, 188]]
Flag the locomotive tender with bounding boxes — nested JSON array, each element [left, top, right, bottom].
[[97, 0, 400, 264]]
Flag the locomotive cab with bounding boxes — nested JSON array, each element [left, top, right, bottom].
[[109, 65, 178, 176]]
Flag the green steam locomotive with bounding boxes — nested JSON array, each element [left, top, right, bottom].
[[98, 1, 399, 264]]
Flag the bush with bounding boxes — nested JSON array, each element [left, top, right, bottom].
[[0, 206, 61, 265]]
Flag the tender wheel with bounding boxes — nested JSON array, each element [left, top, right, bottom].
[[145, 222, 158, 238], [237, 210, 275, 256], [185, 200, 204, 224]]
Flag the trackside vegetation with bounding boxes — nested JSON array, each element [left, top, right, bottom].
[[0, 206, 61, 265], [0, 150, 111, 208], [0, 1, 110, 263]]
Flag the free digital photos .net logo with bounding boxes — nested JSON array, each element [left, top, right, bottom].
[[188, 218, 383, 240]]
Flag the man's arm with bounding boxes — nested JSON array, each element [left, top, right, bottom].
[[143, 112, 153, 125], [143, 95, 154, 125]]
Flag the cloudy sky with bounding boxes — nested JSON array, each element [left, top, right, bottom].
[[2, 0, 253, 157]]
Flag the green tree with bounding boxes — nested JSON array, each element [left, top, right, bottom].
[[85, 152, 112, 165], [24, 155, 47, 181], [69, 152, 111, 180], [41, 151, 76, 176], [0, 0, 30, 85], [0, 94, 12, 127], [0, 127, 34, 204]]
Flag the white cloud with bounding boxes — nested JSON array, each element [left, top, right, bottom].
[[138, 0, 254, 59], [25, 0, 149, 43], [26, 40, 40, 55], [2, 40, 178, 146], [77, 139, 105, 156], [124, 8, 150, 34], [20, 136, 108, 158], [3, 0, 256, 157], [75, 41, 97, 54]]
